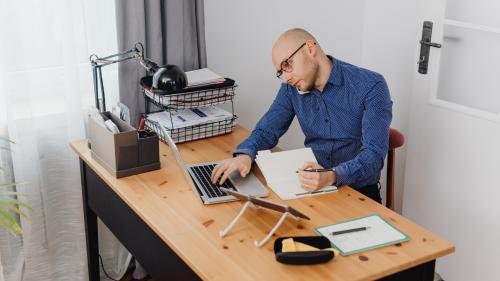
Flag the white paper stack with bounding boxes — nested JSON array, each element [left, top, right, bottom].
[[255, 148, 337, 200], [147, 106, 233, 130], [146, 106, 235, 143], [185, 68, 225, 88]]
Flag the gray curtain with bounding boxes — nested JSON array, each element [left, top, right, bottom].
[[115, 0, 207, 127]]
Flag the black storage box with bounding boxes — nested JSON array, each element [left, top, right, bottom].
[[274, 236, 335, 265]]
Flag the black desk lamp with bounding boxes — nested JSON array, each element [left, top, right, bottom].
[[138, 56, 187, 92], [90, 42, 187, 112]]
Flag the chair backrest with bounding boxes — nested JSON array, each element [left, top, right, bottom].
[[386, 128, 404, 210], [389, 128, 405, 150]]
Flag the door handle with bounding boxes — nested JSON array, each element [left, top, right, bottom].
[[420, 40, 442, 48], [418, 21, 442, 74]]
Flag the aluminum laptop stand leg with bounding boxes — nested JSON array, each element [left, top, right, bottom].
[[219, 201, 252, 238], [219, 201, 301, 248]]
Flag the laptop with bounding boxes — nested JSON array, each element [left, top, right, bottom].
[[159, 126, 269, 204]]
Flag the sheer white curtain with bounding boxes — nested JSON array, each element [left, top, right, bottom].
[[0, 0, 130, 280]]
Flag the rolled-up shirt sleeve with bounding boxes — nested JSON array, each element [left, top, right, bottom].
[[334, 79, 392, 186], [234, 84, 295, 160]]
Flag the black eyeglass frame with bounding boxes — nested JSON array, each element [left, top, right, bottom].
[[275, 42, 307, 79]]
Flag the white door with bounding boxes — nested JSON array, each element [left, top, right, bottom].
[[403, 1, 500, 281]]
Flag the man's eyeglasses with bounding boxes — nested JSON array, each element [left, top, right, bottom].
[[275, 42, 306, 79]]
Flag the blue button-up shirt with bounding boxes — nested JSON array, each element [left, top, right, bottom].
[[234, 57, 392, 189]]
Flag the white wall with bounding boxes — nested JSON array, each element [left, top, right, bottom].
[[361, 0, 420, 212], [205, 0, 418, 212], [205, 0, 366, 149]]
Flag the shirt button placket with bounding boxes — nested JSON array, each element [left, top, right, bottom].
[[322, 92, 334, 166]]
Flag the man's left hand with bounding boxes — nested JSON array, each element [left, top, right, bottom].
[[297, 162, 336, 192]]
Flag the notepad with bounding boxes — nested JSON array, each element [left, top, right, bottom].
[[255, 148, 337, 200], [315, 214, 410, 256]]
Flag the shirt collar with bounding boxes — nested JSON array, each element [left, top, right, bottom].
[[326, 55, 342, 86]]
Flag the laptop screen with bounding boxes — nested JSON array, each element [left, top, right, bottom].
[[159, 126, 187, 168], [156, 125, 198, 187]]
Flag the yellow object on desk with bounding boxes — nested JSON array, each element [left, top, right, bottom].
[[282, 238, 320, 252]]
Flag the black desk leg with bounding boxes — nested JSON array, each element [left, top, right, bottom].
[[80, 160, 100, 281], [378, 260, 435, 281]]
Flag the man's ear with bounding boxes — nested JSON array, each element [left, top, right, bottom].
[[306, 41, 318, 57]]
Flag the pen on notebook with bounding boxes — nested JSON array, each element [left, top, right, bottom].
[[295, 168, 333, 173], [331, 226, 369, 236], [295, 190, 329, 196]]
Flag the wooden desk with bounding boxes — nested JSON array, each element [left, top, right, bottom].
[[71, 125, 454, 281]]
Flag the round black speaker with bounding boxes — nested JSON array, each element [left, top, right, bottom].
[[152, 65, 188, 92]]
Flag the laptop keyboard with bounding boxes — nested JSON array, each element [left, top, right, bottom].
[[189, 164, 236, 198]]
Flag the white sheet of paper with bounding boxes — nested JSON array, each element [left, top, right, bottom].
[[147, 106, 233, 129], [256, 148, 337, 200], [316, 214, 409, 255], [185, 68, 225, 87]]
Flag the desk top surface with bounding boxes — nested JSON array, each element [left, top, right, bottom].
[[70, 125, 454, 281]]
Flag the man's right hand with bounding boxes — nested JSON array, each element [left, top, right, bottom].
[[211, 154, 252, 185]]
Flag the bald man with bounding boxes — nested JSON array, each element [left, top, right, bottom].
[[211, 28, 392, 203]]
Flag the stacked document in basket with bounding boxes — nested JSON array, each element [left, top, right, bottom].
[[255, 148, 337, 200], [146, 106, 233, 130], [185, 68, 225, 88]]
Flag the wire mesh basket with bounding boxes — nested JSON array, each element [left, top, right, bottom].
[[145, 116, 237, 144], [141, 76, 237, 110]]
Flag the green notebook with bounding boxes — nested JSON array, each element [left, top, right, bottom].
[[315, 213, 410, 256]]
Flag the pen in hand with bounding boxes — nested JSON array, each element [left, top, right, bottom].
[[295, 168, 333, 173], [295, 189, 329, 196], [331, 226, 369, 236]]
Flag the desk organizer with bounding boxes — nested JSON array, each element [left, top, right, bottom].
[[89, 112, 160, 178], [141, 76, 236, 110], [141, 76, 238, 144], [144, 117, 236, 144]]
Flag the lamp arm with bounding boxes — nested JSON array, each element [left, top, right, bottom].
[[138, 57, 159, 74], [89, 41, 186, 111]]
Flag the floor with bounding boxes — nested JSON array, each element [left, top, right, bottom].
[[119, 270, 153, 281], [117, 262, 154, 281]]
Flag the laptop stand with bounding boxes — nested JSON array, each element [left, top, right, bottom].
[[219, 188, 309, 248]]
